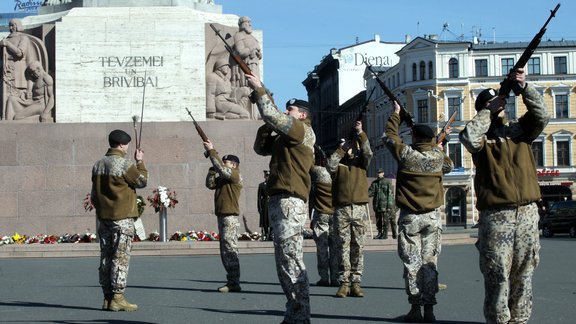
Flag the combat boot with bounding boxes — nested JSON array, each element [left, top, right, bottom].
[[350, 283, 364, 297], [108, 293, 138, 312], [335, 282, 349, 298], [373, 232, 382, 239], [404, 304, 423, 322], [423, 304, 436, 322], [101, 294, 112, 310], [218, 283, 241, 293]]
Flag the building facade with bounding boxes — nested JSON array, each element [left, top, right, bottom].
[[366, 36, 576, 227]]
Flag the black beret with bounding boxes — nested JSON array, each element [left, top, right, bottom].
[[222, 154, 240, 165], [377, 168, 384, 173], [108, 129, 131, 146], [475, 88, 498, 111], [412, 124, 435, 139], [286, 98, 311, 114]]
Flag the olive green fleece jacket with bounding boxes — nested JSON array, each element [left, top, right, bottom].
[[385, 113, 453, 213], [205, 149, 243, 216], [326, 131, 373, 207], [252, 87, 316, 202], [91, 148, 148, 221], [459, 83, 549, 210]]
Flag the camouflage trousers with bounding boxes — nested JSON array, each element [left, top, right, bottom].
[[269, 194, 310, 324], [375, 209, 397, 238], [312, 211, 339, 283], [98, 218, 135, 295], [397, 208, 441, 306], [477, 203, 540, 324], [334, 203, 367, 284], [217, 215, 240, 286]]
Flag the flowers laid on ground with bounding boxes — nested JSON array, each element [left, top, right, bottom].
[[147, 186, 178, 212]]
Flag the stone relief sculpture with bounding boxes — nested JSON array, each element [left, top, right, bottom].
[[0, 19, 50, 122], [205, 19, 261, 120], [206, 58, 250, 120], [231, 16, 262, 88], [4, 61, 54, 122]]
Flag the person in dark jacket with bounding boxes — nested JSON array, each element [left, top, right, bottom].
[[385, 106, 453, 322], [459, 68, 548, 324], [92, 129, 148, 312], [204, 139, 243, 293], [326, 120, 373, 298], [257, 170, 272, 240]]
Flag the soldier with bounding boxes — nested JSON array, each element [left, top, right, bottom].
[[385, 104, 453, 323], [91, 129, 148, 311], [247, 73, 315, 324], [326, 121, 373, 298], [257, 170, 272, 241], [310, 145, 338, 287], [368, 168, 397, 239], [459, 68, 548, 324], [203, 139, 243, 293]]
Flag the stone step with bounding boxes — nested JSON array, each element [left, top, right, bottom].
[[0, 233, 476, 258]]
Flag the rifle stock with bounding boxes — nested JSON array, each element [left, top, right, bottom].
[[499, 3, 560, 97], [437, 110, 458, 144], [185, 108, 209, 142], [366, 64, 414, 127]]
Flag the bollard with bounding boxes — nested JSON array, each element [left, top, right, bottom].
[[159, 207, 168, 242]]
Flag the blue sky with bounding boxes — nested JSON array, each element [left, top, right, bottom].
[[2, 0, 573, 105]]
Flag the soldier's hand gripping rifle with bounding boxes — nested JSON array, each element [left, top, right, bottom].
[[499, 3, 560, 97], [437, 110, 458, 145], [366, 64, 414, 128], [209, 23, 275, 104]]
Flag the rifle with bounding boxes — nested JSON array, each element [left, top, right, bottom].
[[366, 64, 414, 127], [185, 107, 209, 142], [357, 86, 376, 122], [499, 3, 560, 97], [437, 110, 458, 145]]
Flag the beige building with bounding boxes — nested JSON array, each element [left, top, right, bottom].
[[365, 36, 576, 228]]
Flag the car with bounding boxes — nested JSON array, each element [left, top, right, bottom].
[[539, 200, 576, 238]]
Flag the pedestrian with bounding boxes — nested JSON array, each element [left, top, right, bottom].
[[310, 145, 339, 287], [368, 168, 397, 239], [385, 104, 453, 322], [459, 68, 548, 324], [203, 139, 243, 293], [257, 170, 272, 241], [247, 73, 315, 324], [91, 129, 148, 311], [326, 121, 373, 298]]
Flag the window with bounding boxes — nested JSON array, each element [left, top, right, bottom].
[[527, 57, 541, 75], [417, 99, 428, 123], [505, 96, 516, 120], [532, 141, 544, 167], [419, 61, 426, 80], [475, 59, 488, 77], [556, 140, 570, 166], [501, 58, 514, 76], [448, 58, 458, 78], [412, 63, 417, 81], [448, 97, 461, 121], [554, 56, 567, 74], [555, 94, 568, 118], [448, 143, 462, 168], [428, 61, 433, 79]]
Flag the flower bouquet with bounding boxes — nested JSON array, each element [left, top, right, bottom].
[[147, 186, 178, 213]]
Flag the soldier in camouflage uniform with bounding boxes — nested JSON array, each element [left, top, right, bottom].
[[91, 129, 148, 311], [326, 121, 373, 298], [385, 105, 453, 323], [459, 68, 548, 324], [247, 74, 315, 324], [368, 169, 397, 239], [204, 139, 243, 293], [310, 146, 338, 287]]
